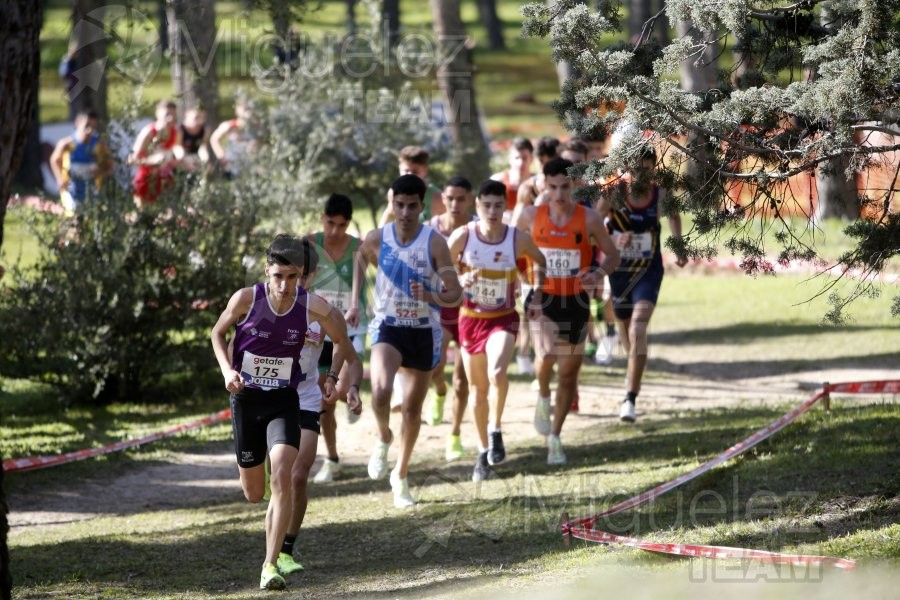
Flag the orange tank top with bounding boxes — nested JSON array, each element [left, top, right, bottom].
[[532, 204, 592, 296], [499, 171, 524, 211]]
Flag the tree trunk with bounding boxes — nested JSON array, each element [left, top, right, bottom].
[[167, 0, 220, 124], [71, 0, 109, 125], [268, 0, 290, 48], [382, 0, 401, 47], [0, 0, 43, 255], [812, 5, 857, 221], [0, 5, 43, 595], [14, 93, 42, 190], [815, 154, 858, 221], [651, 0, 669, 46], [475, 0, 505, 50], [677, 20, 718, 190], [157, 0, 169, 54], [346, 0, 358, 34], [628, 0, 652, 45], [429, 0, 492, 184], [549, 0, 586, 89]]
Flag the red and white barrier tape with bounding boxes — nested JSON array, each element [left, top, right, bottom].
[[3, 408, 231, 473], [562, 379, 900, 569]]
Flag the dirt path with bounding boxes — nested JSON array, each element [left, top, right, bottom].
[[7, 365, 896, 534]]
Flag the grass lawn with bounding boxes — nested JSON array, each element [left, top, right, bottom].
[[5, 264, 898, 598]]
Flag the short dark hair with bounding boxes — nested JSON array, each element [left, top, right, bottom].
[[536, 137, 560, 160], [75, 109, 99, 123], [511, 137, 534, 153], [391, 174, 427, 201], [398, 145, 430, 165], [543, 157, 573, 178], [478, 179, 507, 199], [324, 193, 353, 220], [563, 139, 589, 158], [266, 234, 318, 273], [445, 175, 472, 192]]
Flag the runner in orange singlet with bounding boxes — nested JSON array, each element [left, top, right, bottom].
[[513, 158, 620, 465]]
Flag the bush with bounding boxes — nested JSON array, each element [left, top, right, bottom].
[[0, 175, 267, 404]]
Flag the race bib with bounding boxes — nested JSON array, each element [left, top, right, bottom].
[[317, 289, 351, 313], [385, 293, 428, 327], [541, 247, 581, 278], [616, 232, 653, 260], [240, 351, 293, 390], [468, 276, 508, 307]]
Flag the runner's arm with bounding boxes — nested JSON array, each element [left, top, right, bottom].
[[309, 293, 352, 404], [426, 233, 462, 307], [347, 229, 378, 327], [211, 288, 252, 392]]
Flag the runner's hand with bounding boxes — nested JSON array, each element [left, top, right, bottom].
[[224, 369, 245, 393], [345, 307, 360, 328], [322, 378, 339, 404], [347, 386, 362, 416]]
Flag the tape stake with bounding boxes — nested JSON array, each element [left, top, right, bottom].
[[823, 381, 830, 411], [560, 512, 572, 548]]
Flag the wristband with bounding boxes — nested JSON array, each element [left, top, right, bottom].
[[326, 370, 339, 383]]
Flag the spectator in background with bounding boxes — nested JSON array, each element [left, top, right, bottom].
[[211, 98, 263, 179], [129, 99, 182, 208], [178, 107, 211, 174], [49, 110, 113, 215]]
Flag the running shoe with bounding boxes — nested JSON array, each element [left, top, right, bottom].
[[368, 434, 392, 480], [346, 400, 361, 425], [446, 434, 465, 461], [260, 563, 286, 590], [595, 333, 618, 365], [427, 392, 446, 426], [472, 451, 491, 482], [313, 458, 341, 483], [547, 434, 567, 465], [516, 354, 535, 375], [276, 552, 304, 575], [487, 430, 506, 465], [390, 468, 416, 508], [534, 395, 551, 436], [619, 399, 636, 423]]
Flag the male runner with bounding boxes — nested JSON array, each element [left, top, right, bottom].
[[513, 158, 620, 465], [347, 174, 461, 507], [449, 180, 546, 480]]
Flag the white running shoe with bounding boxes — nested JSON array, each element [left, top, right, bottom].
[[390, 468, 416, 508], [595, 333, 618, 365], [368, 436, 391, 480], [619, 400, 636, 423], [547, 434, 567, 465], [345, 401, 361, 425], [534, 395, 552, 436], [516, 354, 535, 376], [313, 458, 341, 483]]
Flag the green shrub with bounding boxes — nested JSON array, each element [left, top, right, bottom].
[[0, 175, 266, 404]]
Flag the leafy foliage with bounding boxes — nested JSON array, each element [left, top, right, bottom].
[[522, 0, 900, 319], [0, 176, 265, 405], [246, 0, 450, 226]]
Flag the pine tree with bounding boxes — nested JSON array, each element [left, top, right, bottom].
[[523, 0, 900, 319]]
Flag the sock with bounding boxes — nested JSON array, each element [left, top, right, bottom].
[[281, 533, 296, 555], [488, 425, 501, 434], [625, 391, 637, 405], [606, 323, 616, 336], [328, 455, 339, 463]]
